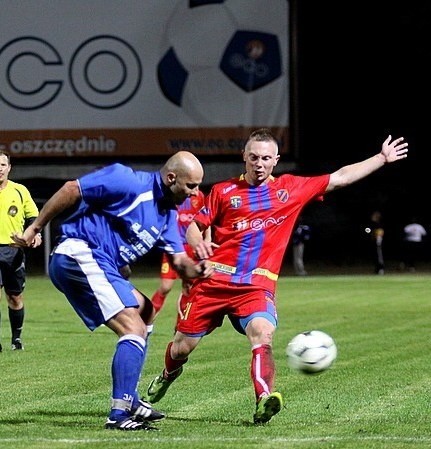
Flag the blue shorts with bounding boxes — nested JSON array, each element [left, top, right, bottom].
[[49, 238, 138, 331]]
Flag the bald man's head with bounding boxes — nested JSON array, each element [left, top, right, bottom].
[[160, 151, 204, 205], [161, 151, 203, 179]]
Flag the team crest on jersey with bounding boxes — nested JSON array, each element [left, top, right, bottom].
[[230, 196, 242, 208], [8, 205, 18, 217], [277, 189, 289, 203]]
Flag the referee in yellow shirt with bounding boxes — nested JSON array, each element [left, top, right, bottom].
[[0, 151, 41, 351]]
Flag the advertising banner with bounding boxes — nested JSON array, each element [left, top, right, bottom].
[[0, 0, 289, 157]]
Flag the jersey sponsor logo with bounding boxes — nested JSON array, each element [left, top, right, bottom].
[[233, 219, 248, 231], [222, 184, 237, 195], [208, 261, 236, 274], [233, 215, 287, 231], [208, 261, 279, 281], [276, 189, 289, 203], [125, 222, 157, 258], [178, 213, 196, 223], [251, 216, 287, 230], [8, 205, 18, 216], [120, 245, 138, 262], [230, 196, 242, 208]]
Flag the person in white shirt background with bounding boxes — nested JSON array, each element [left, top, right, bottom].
[[401, 218, 428, 272]]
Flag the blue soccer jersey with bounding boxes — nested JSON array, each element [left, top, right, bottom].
[[58, 163, 185, 268]]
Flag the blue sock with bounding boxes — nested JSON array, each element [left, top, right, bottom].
[[110, 334, 146, 420], [131, 324, 153, 409]]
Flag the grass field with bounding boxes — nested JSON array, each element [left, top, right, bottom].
[[0, 273, 430, 448]]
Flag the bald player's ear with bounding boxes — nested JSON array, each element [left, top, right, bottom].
[[167, 172, 176, 185]]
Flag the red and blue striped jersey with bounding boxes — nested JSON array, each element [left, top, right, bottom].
[[194, 173, 330, 293], [177, 191, 205, 242]]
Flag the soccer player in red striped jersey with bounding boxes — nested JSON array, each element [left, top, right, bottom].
[[151, 192, 209, 315], [147, 128, 408, 424]]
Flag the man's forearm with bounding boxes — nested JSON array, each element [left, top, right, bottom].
[[30, 181, 81, 232]]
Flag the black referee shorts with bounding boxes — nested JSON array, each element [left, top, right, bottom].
[[0, 246, 26, 295]]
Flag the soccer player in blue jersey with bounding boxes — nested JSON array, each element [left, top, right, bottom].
[[12, 151, 213, 431], [147, 129, 408, 425]]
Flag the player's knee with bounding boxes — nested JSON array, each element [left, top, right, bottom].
[[6, 293, 23, 308], [172, 336, 198, 359], [160, 287, 172, 296], [246, 317, 275, 344]]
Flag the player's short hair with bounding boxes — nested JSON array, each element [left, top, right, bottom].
[[245, 128, 278, 153]]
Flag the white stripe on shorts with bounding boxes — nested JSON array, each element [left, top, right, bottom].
[[54, 238, 125, 322]]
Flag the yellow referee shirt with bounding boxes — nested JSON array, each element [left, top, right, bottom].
[[0, 180, 39, 245]]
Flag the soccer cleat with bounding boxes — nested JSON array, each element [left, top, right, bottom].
[[131, 399, 166, 422], [11, 339, 24, 351], [147, 367, 183, 403], [253, 392, 283, 424], [104, 416, 159, 431]]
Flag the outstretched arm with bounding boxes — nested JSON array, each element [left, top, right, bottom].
[[326, 135, 408, 192], [11, 180, 81, 247]]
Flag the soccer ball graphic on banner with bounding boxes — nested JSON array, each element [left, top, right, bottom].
[[157, 0, 288, 126], [286, 330, 337, 374]]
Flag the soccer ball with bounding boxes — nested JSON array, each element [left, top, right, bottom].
[[286, 330, 337, 374], [157, 0, 288, 126]]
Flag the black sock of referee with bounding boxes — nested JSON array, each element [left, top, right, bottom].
[[9, 307, 24, 342]]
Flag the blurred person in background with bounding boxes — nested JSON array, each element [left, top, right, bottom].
[[401, 217, 427, 272], [292, 219, 311, 276], [0, 151, 41, 352], [366, 210, 385, 275]]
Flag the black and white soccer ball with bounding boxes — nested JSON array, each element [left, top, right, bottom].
[[156, 0, 288, 126], [286, 330, 337, 374]]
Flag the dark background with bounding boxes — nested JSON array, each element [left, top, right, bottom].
[[286, 1, 431, 270], [23, 1, 431, 273]]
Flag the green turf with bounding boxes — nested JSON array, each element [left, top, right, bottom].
[[0, 274, 430, 448]]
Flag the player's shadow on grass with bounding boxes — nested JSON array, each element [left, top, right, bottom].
[[162, 415, 262, 427], [0, 410, 107, 426]]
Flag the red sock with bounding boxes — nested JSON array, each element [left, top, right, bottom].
[[164, 341, 188, 380], [251, 344, 275, 401], [151, 290, 166, 313]]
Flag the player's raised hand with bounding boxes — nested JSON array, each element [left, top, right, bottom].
[[381, 135, 408, 163]]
